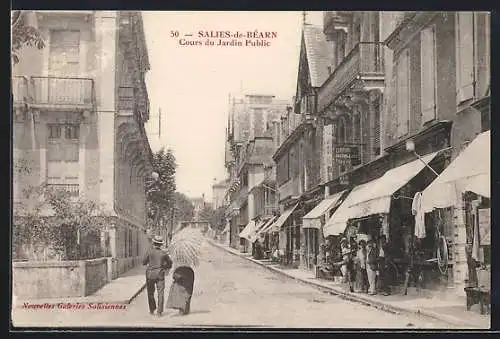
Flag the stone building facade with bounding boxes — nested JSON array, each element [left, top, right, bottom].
[[12, 11, 152, 276]]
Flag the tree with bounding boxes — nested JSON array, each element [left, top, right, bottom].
[[13, 184, 110, 261], [198, 204, 225, 230], [146, 148, 177, 232], [11, 11, 45, 65], [172, 192, 195, 226]]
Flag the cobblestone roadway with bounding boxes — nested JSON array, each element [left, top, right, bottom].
[[12, 243, 456, 329]]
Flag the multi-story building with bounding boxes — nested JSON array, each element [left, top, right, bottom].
[[272, 23, 335, 269], [224, 93, 290, 249], [380, 11, 490, 294], [318, 11, 490, 296], [12, 11, 152, 275]]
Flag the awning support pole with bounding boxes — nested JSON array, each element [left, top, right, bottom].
[[413, 150, 439, 177]]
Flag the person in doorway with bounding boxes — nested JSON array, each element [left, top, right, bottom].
[[143, 235, 173, 317], [355, 240, 368, 293], [377, 235, 391, 296], [366, 239, 378, 295]]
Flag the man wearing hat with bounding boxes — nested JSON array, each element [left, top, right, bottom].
[[143, 235, 173, 317]]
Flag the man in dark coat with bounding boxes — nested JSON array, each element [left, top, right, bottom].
[[143, 235, 173, 317]]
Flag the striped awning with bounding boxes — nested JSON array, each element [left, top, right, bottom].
[[302, 190, 345, 229], [248, 218, 272, 243], [323, 151, 440, 237], [266, 204, 298, 233], [239, 220, 256, 240]]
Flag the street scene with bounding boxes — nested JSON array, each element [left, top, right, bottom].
[[11, 11, 490, 330], [12, 242, 464, 328]]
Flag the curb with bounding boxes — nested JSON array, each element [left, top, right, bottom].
[[208, 240, 483, 329], [125, 283, 147, 304]]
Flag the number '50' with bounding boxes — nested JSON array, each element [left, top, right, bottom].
[[170, 31, 179, 37]]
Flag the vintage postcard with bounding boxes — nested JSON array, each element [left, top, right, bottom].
[[11, 10, 491, 329]]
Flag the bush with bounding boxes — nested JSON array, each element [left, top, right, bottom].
[[13, 184, 110, 261]]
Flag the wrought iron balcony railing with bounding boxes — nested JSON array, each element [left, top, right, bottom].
[[318, 42, 384, 113], [12, 76, 31, 105], [30, 76, 95, 108], [264, 204, 278, 216]]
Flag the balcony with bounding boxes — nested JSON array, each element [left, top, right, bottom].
[[12, 76, 31, 107], [30, 76, 95, 111], [318, 42, 384, 113], [264, 204, 278, 216]]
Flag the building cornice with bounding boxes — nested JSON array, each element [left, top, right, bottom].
[[272, 122, 313, 161], [384, 12, 439, 52]]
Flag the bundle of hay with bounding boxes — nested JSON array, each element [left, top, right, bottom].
[[168, 227, 205, 268]]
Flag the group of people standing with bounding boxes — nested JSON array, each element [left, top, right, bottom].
[[142, 235, 195, 317], [318, 234, 391, 296]]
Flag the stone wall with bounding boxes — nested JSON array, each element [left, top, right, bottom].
[[84, 258, 108, 295], [13, 258, 109, 299]]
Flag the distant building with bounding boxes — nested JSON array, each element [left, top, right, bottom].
[[224, 93, 290, 250], [191, 194, 207, 220], [212, 179, 229, 209]]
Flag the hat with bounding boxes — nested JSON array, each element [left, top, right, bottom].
[[152, 235, 165, 245]]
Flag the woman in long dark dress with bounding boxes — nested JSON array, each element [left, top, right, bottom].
[[166, 266, 195, 315]]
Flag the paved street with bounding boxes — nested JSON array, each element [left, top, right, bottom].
[[12, 243, 457, 329]]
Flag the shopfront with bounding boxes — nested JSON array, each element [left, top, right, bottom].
[[324, 151, 449, 288], [266, 204, 298, 266], [239, 219, 256, 253], [421, 130, 490, 303], [302, 190, 346, 271]]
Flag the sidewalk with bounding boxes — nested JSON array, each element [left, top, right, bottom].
[[209, 240, 490, 329], [13, 265, 146, 308]]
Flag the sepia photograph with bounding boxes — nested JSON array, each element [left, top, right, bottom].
[[10, 10, 491, 329]]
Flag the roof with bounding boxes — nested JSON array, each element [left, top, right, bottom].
[[302, 24, 333, 88]]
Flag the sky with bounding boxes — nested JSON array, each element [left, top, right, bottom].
[[143, 11, 323, 201]]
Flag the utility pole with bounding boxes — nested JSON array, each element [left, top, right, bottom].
[[158, 107, 162, 139]]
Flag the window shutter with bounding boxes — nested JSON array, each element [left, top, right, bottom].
[[64, 141, 79, 162], [456, 12, 475, 102], [396, 49, 410, 137], [420, 26, 437, 124], [47, 141, 63, 161]]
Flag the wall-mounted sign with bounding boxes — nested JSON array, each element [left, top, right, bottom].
[[334, 146, 360, 166]]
